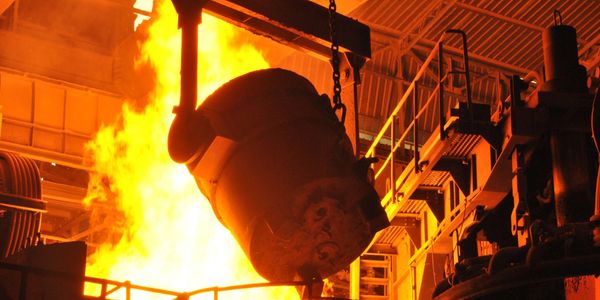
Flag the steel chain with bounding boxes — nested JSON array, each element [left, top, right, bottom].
[[329, 0, 346, 124]]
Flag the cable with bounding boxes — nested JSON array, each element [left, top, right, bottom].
[[591, 86, 599, 154], [591, 86, 600, 221]]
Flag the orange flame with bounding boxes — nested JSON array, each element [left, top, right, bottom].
[[83, 1, 299, 299]]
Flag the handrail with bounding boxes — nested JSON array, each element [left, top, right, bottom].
[[0, 261, 323, 300], [365, 29, 473, 203], [373, 83, 440, 180], [364, 40, 441, 158], [86, 278, 317, 299]]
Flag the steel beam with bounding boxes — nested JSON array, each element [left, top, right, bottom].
[[409, 49, 439, 83], [580, 34, 600, 57], [312, 0, 369, 14], [371, 0, 457, 56], [580, 33, 600, 71], [584, 51, 600, 72], [455, 2, 544, 32], [370, 23, 531, 77], [202, 0, 371, 59], [361, 66, 493, 104], [0, 0, 13, 15], [416, 39, 532, 75], [349, 258, 360, 299]]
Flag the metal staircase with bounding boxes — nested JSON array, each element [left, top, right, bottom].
[[352, 29, 484, 300], [360, 255, 393, 300]]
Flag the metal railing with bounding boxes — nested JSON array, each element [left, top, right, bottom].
[[85, 276, 313, 300], [365, 29, 473, 208], [0, 261, 338, 300]]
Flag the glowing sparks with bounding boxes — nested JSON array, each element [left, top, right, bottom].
[[83, 1, 298, 299]]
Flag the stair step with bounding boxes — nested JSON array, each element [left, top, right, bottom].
[[361, 276, 389, 285], [361, 259, 389, 269], [361, 294, 389, 300]]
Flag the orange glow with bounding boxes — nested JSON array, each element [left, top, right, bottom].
[[83, 1, 298, 299]]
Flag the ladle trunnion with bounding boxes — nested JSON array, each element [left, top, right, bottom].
[[168, 68, 389, 282]]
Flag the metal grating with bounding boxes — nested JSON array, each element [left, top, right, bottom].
[[376, 225, 406, 245], [399, 199, 428, 214], [445, 134, 481, 158], [420, 171, 450, 187]]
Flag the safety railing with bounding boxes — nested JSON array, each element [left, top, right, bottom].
[[365, 29, 473, 208], [0, 261, 337, 300], [85, 276, 314, 300]]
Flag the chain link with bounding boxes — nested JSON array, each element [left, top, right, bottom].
[[329, 0, 346, 124]]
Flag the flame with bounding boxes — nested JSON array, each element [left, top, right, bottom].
[[83, 1, 299, 299]]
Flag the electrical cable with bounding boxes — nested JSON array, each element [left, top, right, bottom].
[[590, 85, 600, 226], [591, 86, 599, 154]]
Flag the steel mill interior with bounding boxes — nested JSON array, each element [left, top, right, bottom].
[[0, 0, 600, 299]]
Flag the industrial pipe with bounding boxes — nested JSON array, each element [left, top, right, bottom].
[[545, 21, 596, 226], [168, 0, 215, 165], [540, 15, 588, 93]]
